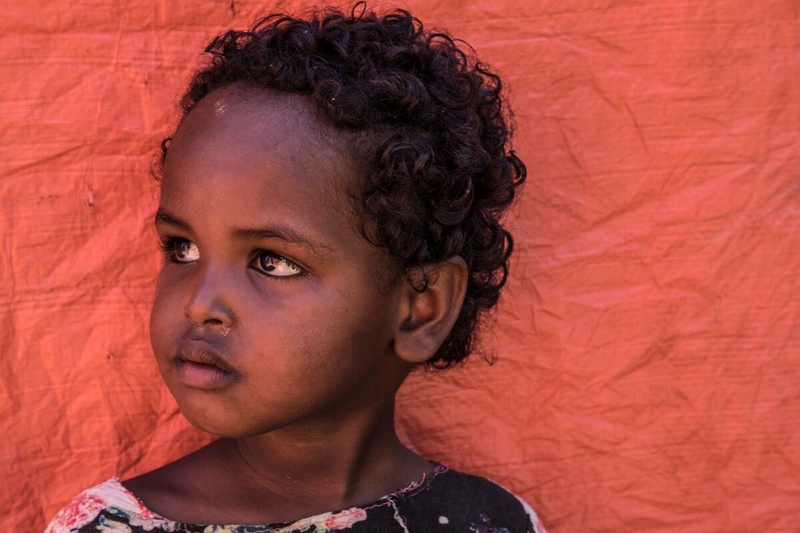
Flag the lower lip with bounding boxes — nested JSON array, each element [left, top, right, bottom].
[[175, 360, 236, 390]]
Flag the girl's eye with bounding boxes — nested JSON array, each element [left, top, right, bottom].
[[161, 238, 200, 263], [253, 251, 302, 277]]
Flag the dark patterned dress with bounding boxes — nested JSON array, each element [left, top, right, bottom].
[[45, 464, 547, 533]]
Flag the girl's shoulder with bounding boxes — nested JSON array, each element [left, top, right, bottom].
[[44, 464, 547, 533], [44, 477, 180, 533], [412, 464, 548, 533]]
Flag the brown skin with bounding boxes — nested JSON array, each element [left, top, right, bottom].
[[124, 86, 468, 525]]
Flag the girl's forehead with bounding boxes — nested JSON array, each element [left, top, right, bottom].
[[161, 87, 366, 234], [167, 86, 362, 200]]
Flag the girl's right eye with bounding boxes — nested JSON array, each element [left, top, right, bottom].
[[161, 238, 200, 263]]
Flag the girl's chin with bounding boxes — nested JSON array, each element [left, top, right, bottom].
[[173, 400, 284, 439]]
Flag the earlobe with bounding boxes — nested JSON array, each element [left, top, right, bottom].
[[394, 256, 468, 364]]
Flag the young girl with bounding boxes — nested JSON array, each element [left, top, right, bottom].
[[46, 4, 546, 532]]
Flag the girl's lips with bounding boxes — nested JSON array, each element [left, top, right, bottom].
[[175, 359, 236, 389], [174, 348, 238, 390]]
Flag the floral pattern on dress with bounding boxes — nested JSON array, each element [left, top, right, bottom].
[[46, 493, 107, 533]]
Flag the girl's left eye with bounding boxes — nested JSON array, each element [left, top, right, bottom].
[[252, 251, 302, 278]]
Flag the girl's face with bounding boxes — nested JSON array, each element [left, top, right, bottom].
[[150, 87, 411, 438]]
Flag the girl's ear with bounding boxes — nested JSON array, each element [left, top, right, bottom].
[[393, 256, 469, 364]]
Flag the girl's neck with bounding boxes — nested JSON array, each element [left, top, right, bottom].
[[223, 403, 432, 510]]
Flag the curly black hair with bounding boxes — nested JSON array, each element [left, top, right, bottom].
[[160, 3, 526, 368]]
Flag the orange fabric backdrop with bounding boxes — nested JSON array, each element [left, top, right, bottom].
[[2, 0, 798, 531]]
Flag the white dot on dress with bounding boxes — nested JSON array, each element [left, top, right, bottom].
[[439, 515, 449, 524]]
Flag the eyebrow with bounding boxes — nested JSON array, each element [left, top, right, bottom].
[[155, 209, 336, 260]]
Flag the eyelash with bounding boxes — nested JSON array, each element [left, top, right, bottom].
[[158, 237, 305, 278]]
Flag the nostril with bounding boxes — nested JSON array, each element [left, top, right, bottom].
[[193, 318, 232, 337], [205, 319, 231, 336]]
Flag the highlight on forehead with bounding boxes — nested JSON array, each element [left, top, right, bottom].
[[213, 98, 227, 117]]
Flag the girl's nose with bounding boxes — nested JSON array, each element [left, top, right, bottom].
[[184, 265, 235, 330]]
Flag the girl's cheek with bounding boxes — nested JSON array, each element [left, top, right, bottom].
[[153, 265, 191, 308], [150, 273, 184, 346]]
